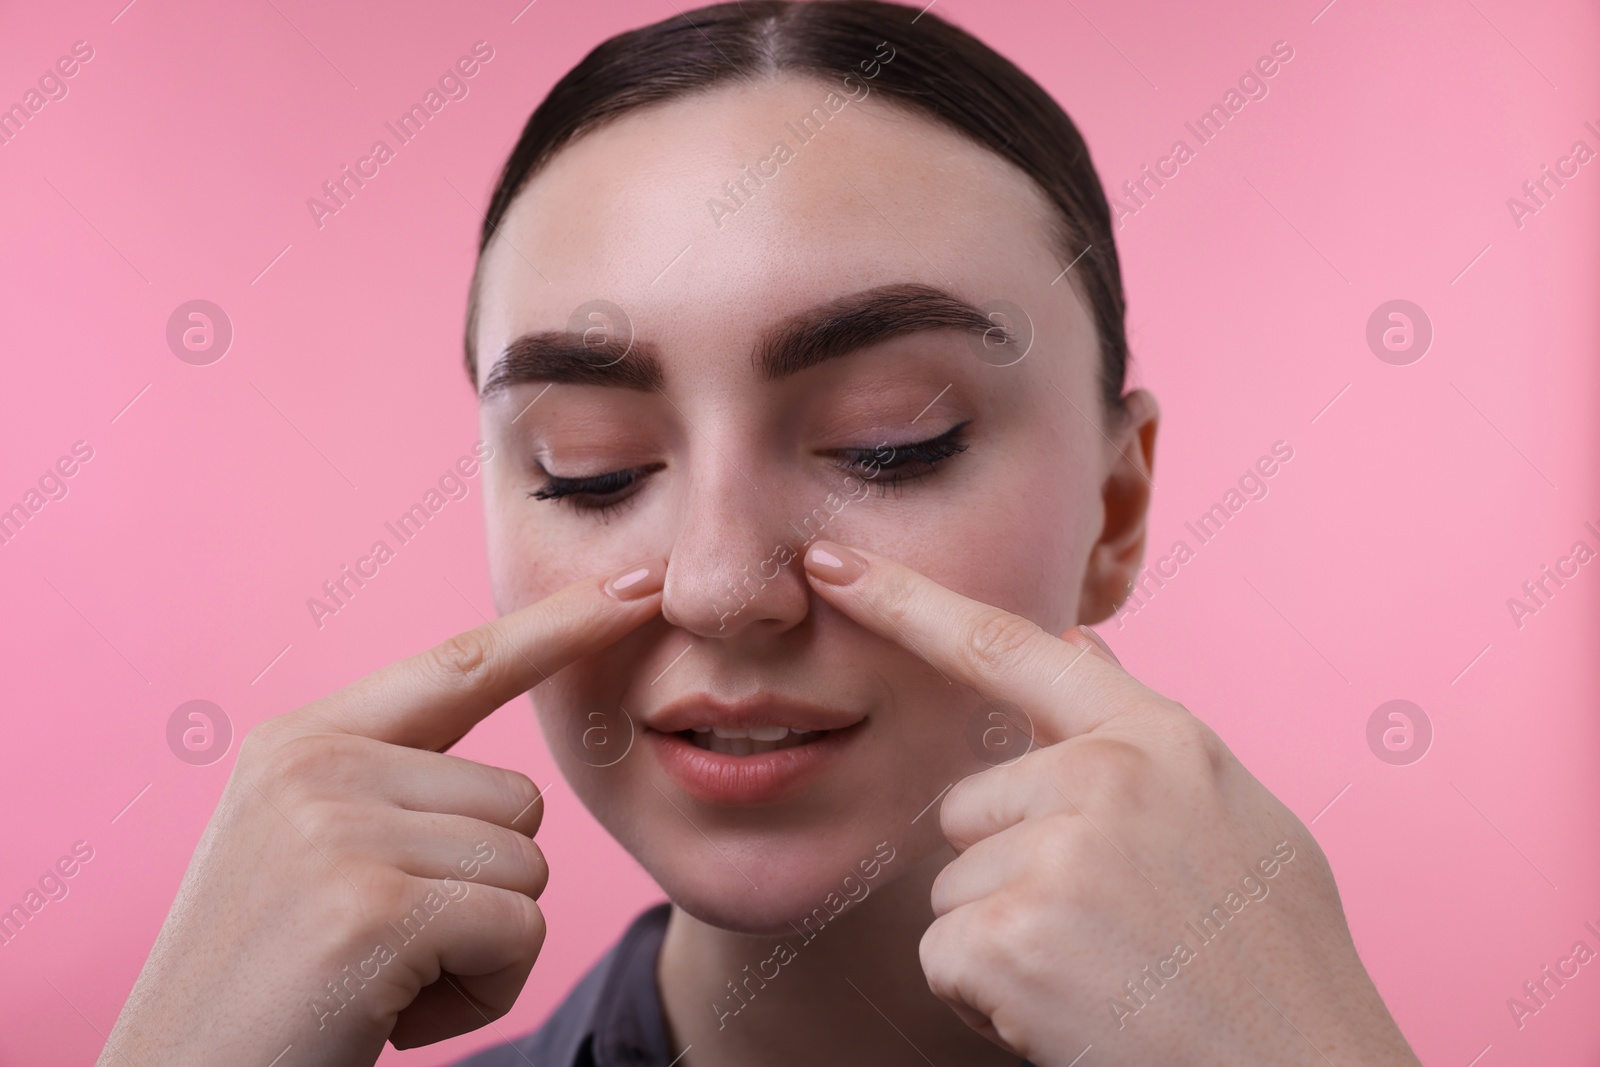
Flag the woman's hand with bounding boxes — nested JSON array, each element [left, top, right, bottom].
[[98, 558, 666, 1067], [801, 540, 1420, 1067]]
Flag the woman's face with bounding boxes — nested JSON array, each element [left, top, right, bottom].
[[473, 76, 1148, 933]]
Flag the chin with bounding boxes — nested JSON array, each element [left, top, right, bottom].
[[618, 811, 934, 936], [536, 684, 965, 934]]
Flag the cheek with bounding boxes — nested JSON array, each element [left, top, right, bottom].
[[794, 455, 1094, 756], [482, 479, 653, 615], [817, 463, 1095, 635], [934, 499, 1088, 630], [483, 476, 540, 613], [531, 656, 647, 791]]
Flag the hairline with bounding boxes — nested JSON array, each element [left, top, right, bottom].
[[465, 66, 1124, 415]]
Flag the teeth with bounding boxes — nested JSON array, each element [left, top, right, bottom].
[[703, 725, 794, 740], [687, 727, 825, 754]]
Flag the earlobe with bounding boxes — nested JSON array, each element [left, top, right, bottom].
[[1079, 389, 1159, 623]]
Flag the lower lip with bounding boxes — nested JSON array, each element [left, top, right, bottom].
[[647, 725, 860, 805]]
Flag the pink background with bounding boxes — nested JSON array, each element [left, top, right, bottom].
[[1, 0, 1596, 1063]]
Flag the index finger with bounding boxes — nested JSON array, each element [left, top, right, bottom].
[[294, 557, 666, 751], [800, 540, 1132, 743]]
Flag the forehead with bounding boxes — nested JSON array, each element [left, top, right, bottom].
[[474, 75, 1075, 375]]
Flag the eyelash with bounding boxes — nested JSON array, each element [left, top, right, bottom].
[[527, 463, 664, 522], [833, 420, 971, 494], [526, 421, 971, 517]]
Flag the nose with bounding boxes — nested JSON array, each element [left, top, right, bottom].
[[660, 465, 813, 640]]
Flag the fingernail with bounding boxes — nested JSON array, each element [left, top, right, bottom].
[[604, 557, 666, 600], [1077, 625, 1121, 666], [805, 541, 867, 585]]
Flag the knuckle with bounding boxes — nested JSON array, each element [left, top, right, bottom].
[[1063, 736, 1152, 804], [496, 769, 543, 834], [359, 864, 415, 922], [917, 915, 964, 995], [967, 893, 1035, 972], [1152, 703, 1231, 780], [319, 862, 412, 953], [256, 731, 369, 801], [937, 776, 981, 848], [508, 893, 546, 953], [962, 608, 1044, 675], [236, 715, 297, 771], [293, 797, 335, 842], [873, 570, 923, 634], [1191, 718, 1232, 779], [1187, 718, 1230, 780], [1023, 815, 1090, 887], [425, 627, 498, 690], [295, 800, 363, 861], [523, 839, 550, 898], [502, 832, 548, 898], [928, 867, 956, 918], [255, 731, 332, 795]]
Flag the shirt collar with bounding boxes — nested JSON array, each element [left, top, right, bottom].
[[587, 902, 675, 1067]]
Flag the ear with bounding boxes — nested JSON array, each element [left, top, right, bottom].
[[1078, 388, 1158, 624]]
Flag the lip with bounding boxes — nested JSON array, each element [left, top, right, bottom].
[[642, 695, 865, 805], [647, 722, 862, 805]]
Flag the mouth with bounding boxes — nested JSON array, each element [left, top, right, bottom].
[[644, 697, 864, 804], [646, 695, 860, 736], [677, 724, 830, 756]]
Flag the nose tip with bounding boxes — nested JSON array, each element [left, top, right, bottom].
[[661, 536, 811, 638]]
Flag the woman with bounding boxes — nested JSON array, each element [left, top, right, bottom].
[[99, 3, 1421, 1064]]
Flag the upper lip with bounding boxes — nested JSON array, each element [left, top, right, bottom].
[[646, 695, 863, 734]]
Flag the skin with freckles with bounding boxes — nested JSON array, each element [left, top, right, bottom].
[[474, 75, 1142, 933], [471, 77, 1156, 1066]]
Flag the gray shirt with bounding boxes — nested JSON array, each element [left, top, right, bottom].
[[446, 901, 1037, 1067], [447, 902, 674, 1067]]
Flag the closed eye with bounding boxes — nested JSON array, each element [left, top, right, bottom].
[[527, 420, 971, 519], [830, 420, 971, 492], [527, 462, 665, 520]]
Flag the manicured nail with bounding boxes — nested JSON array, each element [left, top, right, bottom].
[[805, 541, 867, 585], [1078, 625, 1121, 665], [604, 557, 666, 600]]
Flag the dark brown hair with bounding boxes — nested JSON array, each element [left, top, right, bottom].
[[464, 0, 1129, 412]]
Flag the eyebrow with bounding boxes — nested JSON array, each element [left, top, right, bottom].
[[478, 282, 1003, 400]]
